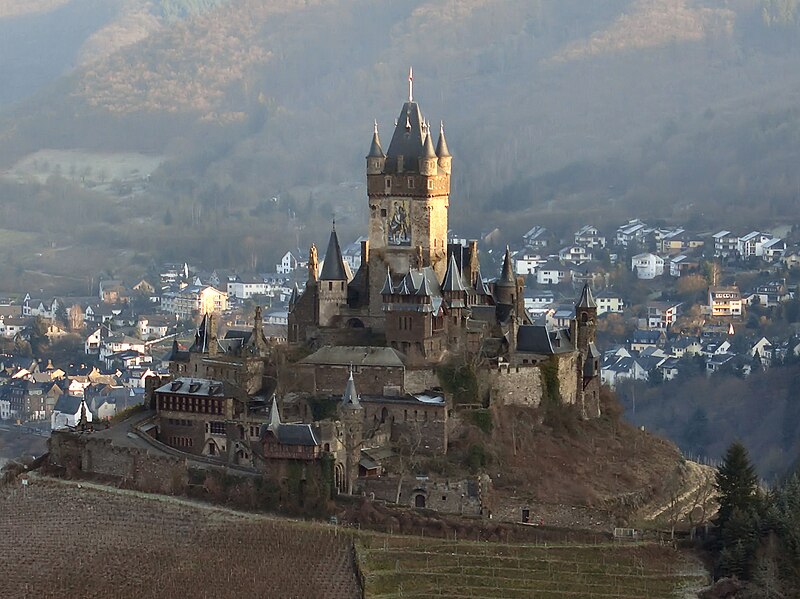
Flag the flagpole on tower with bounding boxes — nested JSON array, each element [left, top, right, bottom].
[[408, 67, 413, 102]]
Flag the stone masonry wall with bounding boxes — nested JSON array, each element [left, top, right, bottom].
[[486, 365, 544, 408]]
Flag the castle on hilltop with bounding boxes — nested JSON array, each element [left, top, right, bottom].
[[50, 76, 601, 512], [287, 77, 601, 418]]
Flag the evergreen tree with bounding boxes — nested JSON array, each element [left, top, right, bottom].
[[716, 441, 760, 531]]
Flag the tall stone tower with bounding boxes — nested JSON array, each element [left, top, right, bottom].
[[366, 71, 452, 317], [575, 283, 601, 419], [339, 370, 363, 495]]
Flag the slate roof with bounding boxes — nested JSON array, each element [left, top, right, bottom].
[[53, 395, 84, 415], [576, 284, 597, 309], [385, 102, 426, 173], [300, 346, 406, 368], [516, 325, 574, 355], [260, 396, 318, 447], [320, 228, 348, 281], [155, 377, 231, 397], [341, 371, 361, 409]]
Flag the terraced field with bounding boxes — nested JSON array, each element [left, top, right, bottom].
[[358, 535, 709, 598], [1, 476, 708, 598]]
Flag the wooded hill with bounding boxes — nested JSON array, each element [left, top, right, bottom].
[[3, 0, 800, 273]]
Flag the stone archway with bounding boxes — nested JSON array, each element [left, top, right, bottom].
[[414, 493, 426, 508], [346, 318, 365, 328]]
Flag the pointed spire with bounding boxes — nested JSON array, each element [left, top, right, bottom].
[[497, 246, 516, 287], [342, 368, 361, 409], [381, 267, 394, 295], [289, 282, 300, 309], [368, 120, 385, 158], [268, 395, 281, 430], [474, 266, 491, 296], [576, 283, 597, 309], [443, 253, 466, 293], [398, 273, 413, 295], [436, 121, 451, 158], [416, 271, 432, 297], [320, 226, 348, 281], [423, 131, 437, 159], [408, 66, 414, 102]]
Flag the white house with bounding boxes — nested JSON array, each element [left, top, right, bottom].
[[631, 253, 664, 279], [522, 226, 549, 249], [276, 251, 299, 274], [536, 262, 567, 285], [558, 246, 592, 265], [136, 315, 171, 341], [738, 231, 773, 259], [515, 253, 546, 276], [615, 219, 648, 247], [51, 395, 93, 430], [227, 276, 269, 300], [595, 290, 624, 315], [762, 238, 786, 263], [574, 225, 606, 249], [712, 230, 739, 258], [647, 302, 681, 330]]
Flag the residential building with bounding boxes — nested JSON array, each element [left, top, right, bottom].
[[669, 255, 698, 277], [558, 245, 592, 265], [738, 231, 772, 259], [712, 231, 739, 258], [574, 225, 606, 249], [161, 285, 228, 319], [515, 253, 546, 276], [522, 226, 549, 249], [647, 302, 681, 331], [276, 251, 299, 274], [137, 314, 172, 341], [595, 290, 624, 315], [227, 276, 269, 300], [536, 262, 567, 285], [615, 219, 647, 247], [631, 253, 664, 279], [762, 238, 786, 263], [708, 286, 743, 318]]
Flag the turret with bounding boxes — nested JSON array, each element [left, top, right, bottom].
[[494, 246, 517, 306], [419, 129, 438, 176], [318, 225, 349, 326], [340, 369, 363, 495], [366, 120, 385, 175], [575, 283, 597, 352], [436, 121, 452, 175]]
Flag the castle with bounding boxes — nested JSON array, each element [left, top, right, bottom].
[[50, 78, 601, 512]]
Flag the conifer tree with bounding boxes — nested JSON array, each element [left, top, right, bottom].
[[715, 441, 759, 531]]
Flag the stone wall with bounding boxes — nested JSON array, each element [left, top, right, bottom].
[[361, 474, 489, 516], [486, 364, 544, 408], [403, 368, 440, 394]]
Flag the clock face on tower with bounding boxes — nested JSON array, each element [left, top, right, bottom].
[[388, 201, 411, 246]]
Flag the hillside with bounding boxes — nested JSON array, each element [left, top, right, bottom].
[[624, 362, 800, 482], [0, 475, 707, 598], [3, 0, 800, 276]]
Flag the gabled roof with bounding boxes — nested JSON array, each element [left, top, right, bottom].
[[320, 227, 348, 281], [516, 325, 574, 355]]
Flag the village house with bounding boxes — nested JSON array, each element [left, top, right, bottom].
[[631, 253, 665, 279], [669, 254, 699, 277], [514, 253, 546, 276], [574, 225, 606, 249], [558, 245, 592, 265], [647, 302, 681, 331], [99, 280, 128, 304], [713, 230, 739, 258], [51, 395, 93, 430], [615, 219, 648, 247], [762, 238, 787, 262], [523, 226, 549, 249], [708, 286, 743, 318], [137, 314, 172, 340], [276, 251, 300, 275], [595, 290, 625, 315], [536, 261, 568, 285], [161, 284, 228, 319]]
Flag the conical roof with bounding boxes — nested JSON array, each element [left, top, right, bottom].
[[380, 268, 394, 295], [398, 273, 413, 295], [422, 131, 437, 159], [496, 246, 516, 288], [341, 370, 361, 409], [319, 227, 348, 281], [385, 102, 426, 172], [474, 266, 491, 296], [367, 121, 385, 158], [268, 394, 281, 430], [436, 122, 451, 157], [576, 283, 597, 309], [442, 253, 466, 293], [416, 271, 432, 296]]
